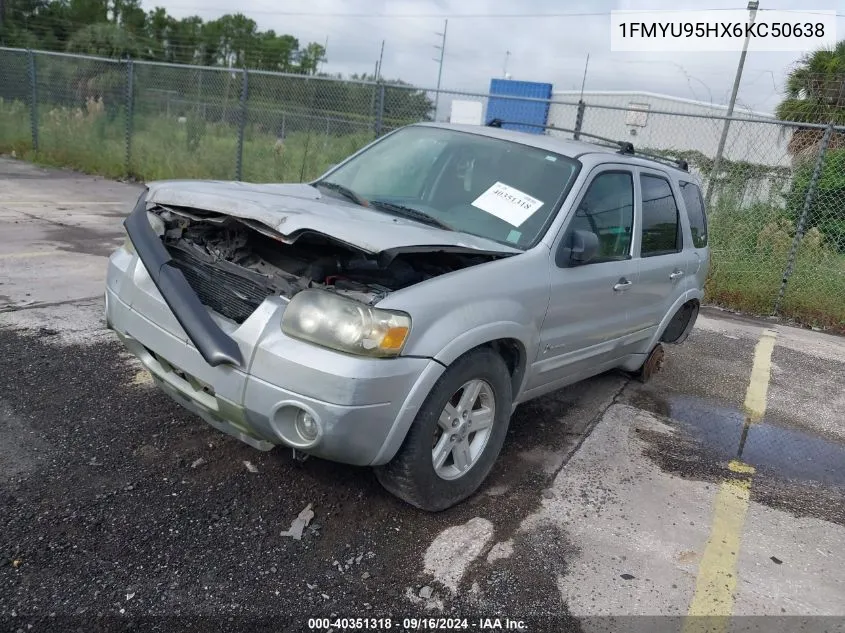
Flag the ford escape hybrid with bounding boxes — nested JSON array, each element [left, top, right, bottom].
[[105, 121, 709, 511]]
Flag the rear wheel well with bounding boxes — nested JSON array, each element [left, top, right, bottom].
[[661, 300, 700, 344]]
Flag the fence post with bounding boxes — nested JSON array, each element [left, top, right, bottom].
[[573, 100, 586, 140], [772, 122, 834, 315], [27, 49, 39, 152], [235, 68, 248, 181], [374, 82, 385, 137], [124, 59, 134, 178]]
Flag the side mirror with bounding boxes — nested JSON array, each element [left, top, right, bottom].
[[556, 229, 599, 267], [571, 229, 599, 264]]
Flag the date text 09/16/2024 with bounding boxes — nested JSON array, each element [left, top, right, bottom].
[[307, 617, 529, 630]]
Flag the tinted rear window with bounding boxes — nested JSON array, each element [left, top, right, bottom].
[[640, 175, 682, 256], [680, 181, 708, 248]]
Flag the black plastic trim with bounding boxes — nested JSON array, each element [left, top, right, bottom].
[[124, 192, 244, 368]]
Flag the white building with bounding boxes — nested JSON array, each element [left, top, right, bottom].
[[546, 91, 791, 169]]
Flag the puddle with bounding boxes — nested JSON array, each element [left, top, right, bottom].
[[657, 393, 845, 488], [41, 223, 124, 257]]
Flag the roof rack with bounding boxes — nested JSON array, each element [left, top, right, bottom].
[[485, 118, 689, 172]]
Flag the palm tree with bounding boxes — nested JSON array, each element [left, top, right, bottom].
[[775, 41, 845, 160]]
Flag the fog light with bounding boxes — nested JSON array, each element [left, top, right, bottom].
[[295, 410, 319, 442]]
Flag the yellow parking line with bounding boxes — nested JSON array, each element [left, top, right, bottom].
[[682, 329, 777, 633], [743, 330, 777, 422], [0, 250, 59, 259]]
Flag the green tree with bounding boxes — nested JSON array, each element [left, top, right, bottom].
[[170, 16, 203, 64], [111, 0, 146, 35], [775, 41, 845, 157], [68, 0, 109, 26], [199, 18, 224, 66], [213, 13, 257, 67], [297, 42, 325, 75], [776, 40, 845, 125], [144, 6, 173, 60], [251, 30, 298, 71], [784, 149, 845, 252], [66, 22, 140, 58], [1, 0, 72, 50]]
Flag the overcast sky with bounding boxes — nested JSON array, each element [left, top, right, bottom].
[[144, 0, 845, 115]]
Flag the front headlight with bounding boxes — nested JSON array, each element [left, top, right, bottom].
[[146, 210, 165, 236], [122, 226, 136, 254], [122, 209, 163, 254], [281, 289, 411, 358]]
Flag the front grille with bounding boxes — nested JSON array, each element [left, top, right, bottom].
[[167, 246, 270, 324]]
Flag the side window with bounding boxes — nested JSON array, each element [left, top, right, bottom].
[[567, 171, 634, 262], [679, 181, 708, 248], [640, 175, 682, 257]]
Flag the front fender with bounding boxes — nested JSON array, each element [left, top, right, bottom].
[[395, 295, 541, 379], [377, 250, 550, 371], [434, 319, 534, 387]]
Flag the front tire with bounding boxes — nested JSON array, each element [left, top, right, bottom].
[[374, 347, 513, 511]]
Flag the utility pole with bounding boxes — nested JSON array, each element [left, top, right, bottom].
[[376, 39, 385, 81], [318, 36, 328, 74], [705, 0, 759, 208], [433, 19, 448, 121], [579, 53, 590, 101]]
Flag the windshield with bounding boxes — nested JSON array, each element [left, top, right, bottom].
[[318, 126, 581, 249]]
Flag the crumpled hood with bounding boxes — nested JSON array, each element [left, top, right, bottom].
[[144, 180, 521, 256]]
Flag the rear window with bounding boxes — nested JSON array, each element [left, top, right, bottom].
[[680, 181, 708, 248], [640, 175, 682, 256]]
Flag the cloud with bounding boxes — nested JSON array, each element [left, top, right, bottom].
[[150, 0, 845, 115]]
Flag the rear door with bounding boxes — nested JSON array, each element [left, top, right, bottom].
[[627, 168, 692, 347], [677, 179, 710, 289]]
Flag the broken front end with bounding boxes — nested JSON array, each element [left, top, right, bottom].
[[105, 191, 503, 465]]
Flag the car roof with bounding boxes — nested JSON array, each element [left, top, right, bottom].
[[413, 122, 696, 181]]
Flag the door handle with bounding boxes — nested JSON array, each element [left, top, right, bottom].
[[670, 270, 685, 280], [613, 279, 632, 291]]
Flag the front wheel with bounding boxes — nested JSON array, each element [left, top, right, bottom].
[[374, 347, 513, 511]]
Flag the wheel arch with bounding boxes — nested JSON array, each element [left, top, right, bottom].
[[370, 327, 532, 466], [660, 298, 701, 345]]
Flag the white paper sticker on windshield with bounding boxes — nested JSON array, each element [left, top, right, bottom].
[[471, 182, 543, 227]]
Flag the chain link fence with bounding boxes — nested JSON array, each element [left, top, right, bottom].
[[0, 47, 843, 331]]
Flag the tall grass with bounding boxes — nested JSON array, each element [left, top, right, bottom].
[[707, 195, 845, 332], [1, 98, 843, 333], [0, 97, 376, 182]]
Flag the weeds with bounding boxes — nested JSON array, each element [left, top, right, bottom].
[[0, 98, 375, 182], [706, 195, 845, 332]]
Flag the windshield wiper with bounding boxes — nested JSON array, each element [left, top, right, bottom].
[[314, 181, 369, 207], [369, 200, 453, 231]]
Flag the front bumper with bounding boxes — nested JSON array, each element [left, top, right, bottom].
[[105, 246, 443, 467]]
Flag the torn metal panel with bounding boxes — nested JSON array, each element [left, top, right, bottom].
[[144, 180, 521, 256]]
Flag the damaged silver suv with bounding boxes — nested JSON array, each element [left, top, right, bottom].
[[106, 121, 709, 511]]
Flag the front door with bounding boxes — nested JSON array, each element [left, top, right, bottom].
[[526, 166, 639, 395]]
